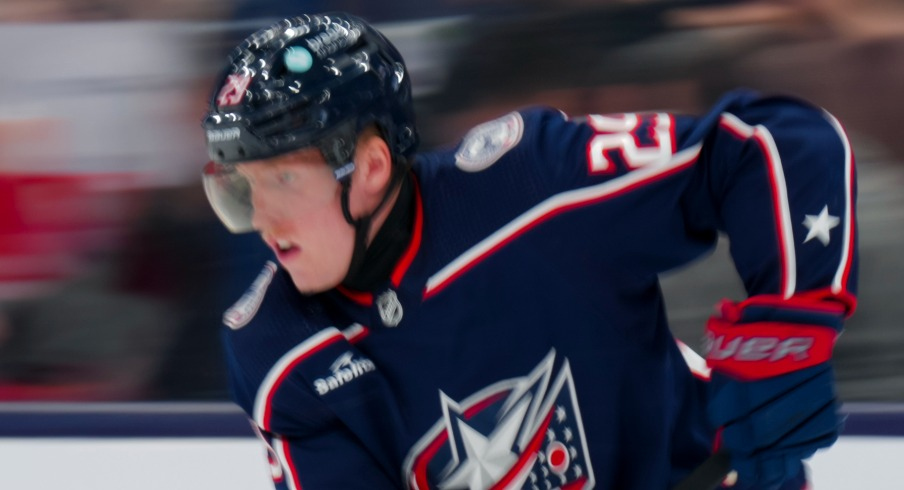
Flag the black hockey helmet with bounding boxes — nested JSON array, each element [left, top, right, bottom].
[[202, 12, 418, 233]]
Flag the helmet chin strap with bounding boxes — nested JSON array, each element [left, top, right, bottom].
[[339, 164, 404, 285]]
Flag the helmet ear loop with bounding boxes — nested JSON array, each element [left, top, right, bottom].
[[338, 161, 407, 286], [339, 174, 371, 286]]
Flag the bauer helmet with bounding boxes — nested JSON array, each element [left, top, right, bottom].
[[201, 12, 418, 233]]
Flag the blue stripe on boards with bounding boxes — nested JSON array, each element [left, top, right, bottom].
[[1, 402, 903, 437]]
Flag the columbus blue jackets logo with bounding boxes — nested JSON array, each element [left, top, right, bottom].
[[404, 351, 595, 489]]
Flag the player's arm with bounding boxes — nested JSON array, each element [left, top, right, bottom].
[[690, 94, 857, 489], [510, 91, 855, 487], [249, 421, 398, 490], [226, 327, 407, 489]]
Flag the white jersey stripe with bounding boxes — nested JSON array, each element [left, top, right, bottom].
[[753, 125, 797, 298], [424, 143, 704, 297], [274, 434, 302, 490], [719, 113, 755, 139], [721, 112, 797, 298], [823, 111, 855, 294], [253, 327, 343, 430], [342, 323, 368, 343]]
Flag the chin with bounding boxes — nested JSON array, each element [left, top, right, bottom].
[[289, 272, 340, 296]]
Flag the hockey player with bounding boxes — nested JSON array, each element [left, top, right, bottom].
[[201, 12, 857, 490]]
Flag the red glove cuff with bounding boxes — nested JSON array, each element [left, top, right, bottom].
[[704, 317, 838, 381]]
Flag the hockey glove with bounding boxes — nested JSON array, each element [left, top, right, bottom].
[[704, 296, 845, 490]]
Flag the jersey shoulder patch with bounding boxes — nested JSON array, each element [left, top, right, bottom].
[[455, 111, 524, 172], [223, 261, 278, 330]]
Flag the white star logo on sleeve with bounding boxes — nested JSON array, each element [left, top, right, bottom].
[[802, 205, 840, 246]]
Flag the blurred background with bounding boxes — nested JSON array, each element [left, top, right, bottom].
[[1, 0, 903, 405]]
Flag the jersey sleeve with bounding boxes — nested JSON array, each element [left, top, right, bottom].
[[696, 96, 857, 308], [519, 92, 857, 310], [252, 421, 398, 490], [224, 325, 410, 489], [513, 91, 856, 310], [220, 266, 410, 489]]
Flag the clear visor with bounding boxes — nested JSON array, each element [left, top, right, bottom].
[[202, 161, 254, 233]]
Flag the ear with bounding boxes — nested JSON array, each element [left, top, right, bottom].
[[352, 128, 394, 199]]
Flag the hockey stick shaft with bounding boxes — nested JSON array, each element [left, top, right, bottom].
[[671, 450, 732, 490]]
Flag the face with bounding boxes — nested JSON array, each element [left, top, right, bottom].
[[237, 148, 355, 294]]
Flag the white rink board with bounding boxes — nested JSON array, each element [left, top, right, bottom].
[[0, 438, 274, 490], [0, 436, 899, 489], [808, 437, 904, 489]]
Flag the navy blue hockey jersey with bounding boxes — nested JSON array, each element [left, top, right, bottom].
[[220, 91, 857, 490]]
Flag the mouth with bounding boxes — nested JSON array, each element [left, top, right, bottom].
[[271, 238, 300, 260]]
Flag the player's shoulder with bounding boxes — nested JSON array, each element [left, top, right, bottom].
[[450, 109, 529, 173], [707, 89, 834, 129], [415, 106, 581, 174], [220, 261, 337, 347], [219, 262, 367, 424], [222, 260, 280, 331]]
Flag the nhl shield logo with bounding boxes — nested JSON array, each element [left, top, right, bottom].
[[377, 289, 404, 327], [403, 350, 595, 489]]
